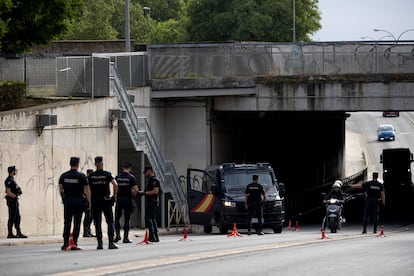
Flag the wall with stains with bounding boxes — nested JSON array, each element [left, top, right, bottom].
[[0, 97, 118, 237]]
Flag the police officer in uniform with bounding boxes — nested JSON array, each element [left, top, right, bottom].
[[352, 172, 385, 234], [83, 169, 94, 237], [4, 166, 27, 239], [245, 174, 266, 235], [88, 156, 118, 249], [59, 157, 90, 250], [114, 162, 138, 243], [139, 166, 160, 242]]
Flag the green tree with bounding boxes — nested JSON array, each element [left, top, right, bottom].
[[0, 0, 12, 48], [0, 0, 83, 54], [151, 18, 188, 44], [186, 0, 321, 42], [138, 0, 185, 22], [63, 0, 118, 40], [110, 0, 156, 44]]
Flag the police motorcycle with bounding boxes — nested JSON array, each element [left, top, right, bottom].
[[321, 181, 345, 233], [322, 198, 344, 233]]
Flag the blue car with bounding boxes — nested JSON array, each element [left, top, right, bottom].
[[377, 124, 396, 141]]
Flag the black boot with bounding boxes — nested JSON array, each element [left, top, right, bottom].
[[83, 229, 94, 237], [97, 240, 103, 250], [114, 232, 121, 243], [148, 232, 156, 242], [154, 232, 159, 242], [123, 231, 132, 243], [108, 242, 119, 249], [17, 232, 27, 238]]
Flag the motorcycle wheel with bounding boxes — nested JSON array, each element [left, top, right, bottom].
[[328, 217, 337, 233]]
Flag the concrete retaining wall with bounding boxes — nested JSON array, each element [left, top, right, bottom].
[[0, 97, 119, 237]]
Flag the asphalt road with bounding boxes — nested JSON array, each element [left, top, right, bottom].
[[136, 227, 414, 276], [347, 111, 414, 174]]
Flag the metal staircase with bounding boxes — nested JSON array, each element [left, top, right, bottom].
[[110, 63, 188, 227]]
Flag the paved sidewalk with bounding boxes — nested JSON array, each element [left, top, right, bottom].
[[0, 227, 183, 247], [344, 129, 366, 177]]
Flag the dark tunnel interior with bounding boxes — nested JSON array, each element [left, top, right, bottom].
[[210, 111, 348, 222]]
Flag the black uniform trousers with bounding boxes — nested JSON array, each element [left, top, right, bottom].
[[92, 198, 115, 244], [83, 208, 93, 232], [115, 196, 132, 236], [63, 196, 84, 246], [6, 198, 21, 235], [247, 201, 263, 231], [145, 205, 158, 234], [363, 198, 380, 232]]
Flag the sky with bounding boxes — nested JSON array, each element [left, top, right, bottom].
[[311, 0, 414, 41]]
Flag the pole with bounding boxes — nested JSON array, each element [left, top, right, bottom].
[[293, 0, 296, 43], [125, 0, 131, 52]]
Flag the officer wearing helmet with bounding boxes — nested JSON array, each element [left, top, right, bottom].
[[322, 180, 345, 229], [323, 180, 344, 203]]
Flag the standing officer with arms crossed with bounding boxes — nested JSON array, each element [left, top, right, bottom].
[[139, 166, 160, 242], [88, 156, 119, 249], [351, 172, 385, 234], [245, 174, 266, 235], [4, 166, 27, 239], [59, 157, 90, 250], [114, 162, 138, 243]]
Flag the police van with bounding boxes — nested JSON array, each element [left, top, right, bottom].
[[187, 163, 285, 234]]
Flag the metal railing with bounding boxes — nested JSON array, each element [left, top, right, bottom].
[[110, 62, 188, 227], [149, 42, 414, 78]]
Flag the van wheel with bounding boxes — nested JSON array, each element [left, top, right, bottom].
[[273, 225, 283, 234], [203, 225, 213, 234]]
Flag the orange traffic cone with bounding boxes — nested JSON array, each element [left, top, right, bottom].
[[138, 229, 152, 244], [65, 233, 82, 251], [68, 233, 75, 249], [321, 227, 330, 239], [179, 227, 191, 241], [376, 225, 386, 238], [287, 220, 292, 230], [227, 223, 242, 237]]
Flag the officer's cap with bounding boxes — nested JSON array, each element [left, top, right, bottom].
[[70, 157, 80, 166], [143, 166, 153, 174], [7, 166, 16, 173], [94, 156, 103, 163]]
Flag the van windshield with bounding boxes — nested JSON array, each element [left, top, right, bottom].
[[223, 171, 273, 193]]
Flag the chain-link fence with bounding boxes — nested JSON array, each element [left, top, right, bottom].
[[1, 42, 414, 97], [0, 53, 148, 98], [149, 42, 414, 79]]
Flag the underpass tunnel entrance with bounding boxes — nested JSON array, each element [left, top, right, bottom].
[[210, 111, 348, 222]]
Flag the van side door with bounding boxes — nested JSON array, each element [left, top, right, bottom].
[[187, 168, 220, 225]]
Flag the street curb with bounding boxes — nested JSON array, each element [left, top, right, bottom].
[[0, 228, 183, 247]]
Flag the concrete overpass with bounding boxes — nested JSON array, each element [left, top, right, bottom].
[[127, 42, 413, 222]]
